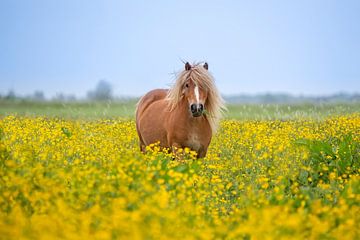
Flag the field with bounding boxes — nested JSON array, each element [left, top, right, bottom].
[[1, 99, 360, 120], [0, 100, 359, 239]]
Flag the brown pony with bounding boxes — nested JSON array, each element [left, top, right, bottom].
[[135, 62, 225, 158]]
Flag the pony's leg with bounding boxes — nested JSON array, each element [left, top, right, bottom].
[[140, 143, 146, 153], [138, 136, 146, 153], [197, 147, 207, 159], [136, 129, 147, 153]]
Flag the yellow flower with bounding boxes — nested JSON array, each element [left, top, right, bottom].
[[0, 114, 359, 239]]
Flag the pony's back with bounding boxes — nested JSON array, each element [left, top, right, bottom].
[[136, 89, 168, 119]]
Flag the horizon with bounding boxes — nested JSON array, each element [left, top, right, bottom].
[[1, 1, 360, 98], [2, 87, 360, 101]]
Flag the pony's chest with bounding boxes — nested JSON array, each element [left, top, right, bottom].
[[185, 132, 203, 151]]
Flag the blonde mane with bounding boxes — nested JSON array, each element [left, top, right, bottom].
[[166, 63, 226, 133]]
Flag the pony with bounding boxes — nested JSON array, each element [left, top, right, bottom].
[[135, 62, 225, 158]]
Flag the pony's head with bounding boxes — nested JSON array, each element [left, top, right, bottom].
[[166, 62, 226, 133], [182, 62, 208, 117]]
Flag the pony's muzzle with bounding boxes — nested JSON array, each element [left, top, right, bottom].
[[190, 104, 204, 117]]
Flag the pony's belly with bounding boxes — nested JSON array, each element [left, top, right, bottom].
[[140, 123, 168, 146], [139, 115, 168, 147], [137, 95, 170, 147]]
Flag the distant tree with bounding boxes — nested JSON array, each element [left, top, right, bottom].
[[5, 90, 16, 100], [67, 94, 77, 101], [53, 93, 65, 101], [53, 93, 77, 102], [33, 90, 45, 101], [87, 80, 113, 101]]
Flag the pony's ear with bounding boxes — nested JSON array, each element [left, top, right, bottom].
[[203, 62, 208, 70], [185, 62, 191, 71]]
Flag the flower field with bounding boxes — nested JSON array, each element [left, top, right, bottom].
[[0, 113, 359, 239]]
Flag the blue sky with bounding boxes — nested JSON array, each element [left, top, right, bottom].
[[1, 0, 359, 98]]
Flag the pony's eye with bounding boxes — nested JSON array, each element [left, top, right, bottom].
[[185, 83, 189, 88]]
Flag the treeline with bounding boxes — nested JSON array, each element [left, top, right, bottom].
[[1, 80, 115, 102], [1, 80, 360, 103]]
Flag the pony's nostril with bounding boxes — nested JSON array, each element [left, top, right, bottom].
[[190, 104, 197, 113], [199, 104, 204, 112]]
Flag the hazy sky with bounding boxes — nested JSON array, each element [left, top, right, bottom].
[[1, 0, 359, 98]]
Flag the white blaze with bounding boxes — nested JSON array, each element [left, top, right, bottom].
[[194, 85, 200, 104]]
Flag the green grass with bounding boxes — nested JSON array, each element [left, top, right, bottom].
[[0, 99, 137, 119], [0, 99, 359, 120], [226, 103, 360, 120]]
